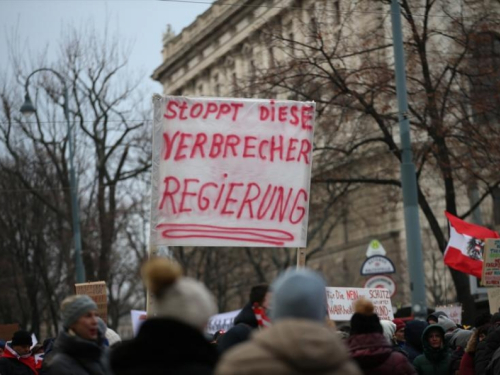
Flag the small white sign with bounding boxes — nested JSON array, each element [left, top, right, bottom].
[[364, 275, 397, 297], [130, 310, 147, 337], [325, 287, 394, 321], [434, 304, 462, 325], [360, 255, 396, 275], [206, 309, 241, 334], [366, 239, 387, 257]]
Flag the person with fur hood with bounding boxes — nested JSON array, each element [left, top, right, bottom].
[[347, 299, 416, 375], [459, 324, 490, 375], [216, 269, 361, 375], [110, 258, 218, 375]]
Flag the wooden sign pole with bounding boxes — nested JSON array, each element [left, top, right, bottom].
[[296, 248, 306, 268]]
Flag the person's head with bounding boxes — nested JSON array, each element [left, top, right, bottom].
[[350, 298, 383, 336], [393, 319, 406, 343], [438, 315, 457, 333], [142, 257, 217, 332], [269, 268, 326, 323], [11, 330, 32, 356], [427, 311, 448, 325], [478, 324, 492, 342], [61, 295, 99, 341], [250, 284, 270, 309], [474, 312, 492, 328], [380, 320, 396, 344], [491, 312, 500, 328], [424, 325, 445, 350]]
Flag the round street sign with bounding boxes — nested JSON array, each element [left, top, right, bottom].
[[364, 275, 397, 298], [360, 255, 396, 275]]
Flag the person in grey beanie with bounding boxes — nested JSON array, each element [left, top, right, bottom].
[[42, 295, 110, 375], [216, 268, 362, 375]]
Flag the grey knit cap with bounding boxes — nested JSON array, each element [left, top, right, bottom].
[[61, 295, 98, 329]]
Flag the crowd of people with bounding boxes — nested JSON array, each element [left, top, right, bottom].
[[1, 258, 500, 375]]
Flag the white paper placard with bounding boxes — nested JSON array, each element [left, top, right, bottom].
[[325, 287, 394, 321], [206, 309, 241, 334], [151, 96, 316, 247]]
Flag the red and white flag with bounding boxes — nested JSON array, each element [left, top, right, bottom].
[[444, 211, 500, 278]]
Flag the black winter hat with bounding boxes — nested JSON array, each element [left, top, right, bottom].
[[11, 330, 32, 346], [350, 298, 383, 335]]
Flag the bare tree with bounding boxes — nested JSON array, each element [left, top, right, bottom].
[[0, 22, 151, 330], [242, 0, 500, 322]]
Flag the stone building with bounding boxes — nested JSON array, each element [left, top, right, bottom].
[[152, 0, 500, 314]]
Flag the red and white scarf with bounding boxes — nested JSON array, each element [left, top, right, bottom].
[[253, 304, 271, 329]]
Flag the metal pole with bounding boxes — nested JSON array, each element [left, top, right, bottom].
[[24, 68, 86, 283], [390, 0, 427, 319]]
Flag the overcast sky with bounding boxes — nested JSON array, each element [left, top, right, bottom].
[[0, 0, 213, 93]]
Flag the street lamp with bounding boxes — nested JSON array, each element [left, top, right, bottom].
[[20, 68, 86, 283]]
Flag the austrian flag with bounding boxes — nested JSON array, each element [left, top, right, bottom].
[[444, 211, 500, 278]]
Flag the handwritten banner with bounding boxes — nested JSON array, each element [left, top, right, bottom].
[[151, 96, 316, 247], [325, 287, 394, 321], [482, 239, 500, 286]]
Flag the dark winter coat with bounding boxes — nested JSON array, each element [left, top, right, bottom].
[[42, 330, 109, 375], [111, 318, 218, 375], [347, 332, 416, 375], [404, 320, 428, 363], [217, 303, 257, 354], [413, 325, 451, 375], [475, 325, 500, 375], [0, 343, 37, 375]]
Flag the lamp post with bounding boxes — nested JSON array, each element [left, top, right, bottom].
[[20, 68, 86, 283]]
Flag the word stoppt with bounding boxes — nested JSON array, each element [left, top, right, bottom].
[[151, 96, 316, 247]]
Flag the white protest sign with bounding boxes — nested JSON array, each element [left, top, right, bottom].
[[434, 304, 462, 325], [325, 287, 394, 321], [206, 309, 241, 334], [151, 96, 316, 247], [130, 310, 147, 337]]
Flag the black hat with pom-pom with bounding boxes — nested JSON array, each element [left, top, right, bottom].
[[350, 298, 383, 335]]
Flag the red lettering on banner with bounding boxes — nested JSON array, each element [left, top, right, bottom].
[[191, 133, 207, 158], [179, 179, 199, 213], [163, 131, 180, 160], [159, 176, 181, 214], [271, 187, 293, 222], [290, 106, 299, 125], [289, 189, 308, 224], [165, 101, 179, 119], [203, 102, 218, 119], [216, 103, 231, 119], [259, 140, 268, 160], [237, 183, 261, 219], [243, 136, 257, 158], [174, 133, 192, 160], [301, 105, 313, 130], [286, 138, 298, 161], [223, 135, 240, 158], [221, 183, 244, 214], [209, 134, 224, 158], [298, 139, 311, 164], [190, 103, 203, 118], [198, 182, 217, 211]]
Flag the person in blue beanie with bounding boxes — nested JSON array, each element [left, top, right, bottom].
[[216, 268, 361, 375]]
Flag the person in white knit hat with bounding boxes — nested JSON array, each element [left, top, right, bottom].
[[110, 257, 218, 375]]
